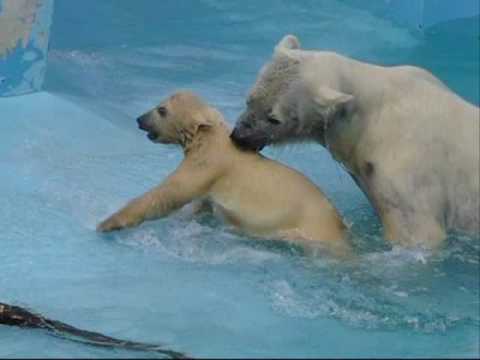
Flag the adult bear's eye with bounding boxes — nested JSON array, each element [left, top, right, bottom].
[[266, 111, 281, 125], [267, 116, 281, 125], [157, 106, 167, 117]]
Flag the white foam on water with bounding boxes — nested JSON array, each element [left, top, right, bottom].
[[116, 218, 283, 267]]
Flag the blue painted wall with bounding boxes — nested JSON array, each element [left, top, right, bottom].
[[0, 0, 54, 97]]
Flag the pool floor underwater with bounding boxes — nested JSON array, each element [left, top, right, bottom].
[[0, 92, 478, 357]]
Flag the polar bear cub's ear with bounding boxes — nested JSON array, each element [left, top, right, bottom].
[[193, 114, 214, 131], [275, 35, 301, 54], [189, 107, 219, 136]]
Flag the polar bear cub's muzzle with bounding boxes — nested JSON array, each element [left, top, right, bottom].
[[136, 106, 175, 144], [136, 113, 158, 141]]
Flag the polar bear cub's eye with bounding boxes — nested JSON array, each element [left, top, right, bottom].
[[157, 106, 167, 117]]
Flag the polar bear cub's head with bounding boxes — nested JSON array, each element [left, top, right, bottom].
[[231, 34, 354, 151], [137, 91, 223, 146]]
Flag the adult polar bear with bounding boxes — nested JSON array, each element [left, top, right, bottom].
[[231, 35, 479, 250]]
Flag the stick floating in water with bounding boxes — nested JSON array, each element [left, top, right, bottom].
[[0, 302, 188, 359]]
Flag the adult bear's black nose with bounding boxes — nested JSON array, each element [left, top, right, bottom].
[[230, 127, 250, 147], [230, 126, 267, 152]]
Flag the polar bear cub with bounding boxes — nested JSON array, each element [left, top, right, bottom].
[[97, 91, 351, 257]]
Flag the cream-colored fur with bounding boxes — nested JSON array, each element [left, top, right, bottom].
[[97, 92, 350, 257], [232, 34, 480, 250]]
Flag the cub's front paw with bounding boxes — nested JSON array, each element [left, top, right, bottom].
[[96, 215, 125, 233]]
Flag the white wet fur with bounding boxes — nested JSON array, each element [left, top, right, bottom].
[[239, 34, 479, 250]]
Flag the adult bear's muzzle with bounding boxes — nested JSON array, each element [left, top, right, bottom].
[[230, 125, 268, 152]]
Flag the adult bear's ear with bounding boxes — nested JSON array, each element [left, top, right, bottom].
[[275, 34, 301, 53], [274, 35, 302, 64], [313, 86, 354, 117]]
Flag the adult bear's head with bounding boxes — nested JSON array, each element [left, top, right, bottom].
[[231, 34, 354, 151]]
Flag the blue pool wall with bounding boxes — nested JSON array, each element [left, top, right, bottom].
[[354, 0, 479, 29], [0, 0, 479, 98]]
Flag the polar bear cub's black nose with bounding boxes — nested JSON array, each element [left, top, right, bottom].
[[137, 114, 150, 131]]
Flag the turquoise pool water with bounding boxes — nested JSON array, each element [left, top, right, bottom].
[[1, 1, 479, 357]]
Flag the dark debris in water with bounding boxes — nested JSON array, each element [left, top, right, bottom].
[[0, 302, 189, 359]]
